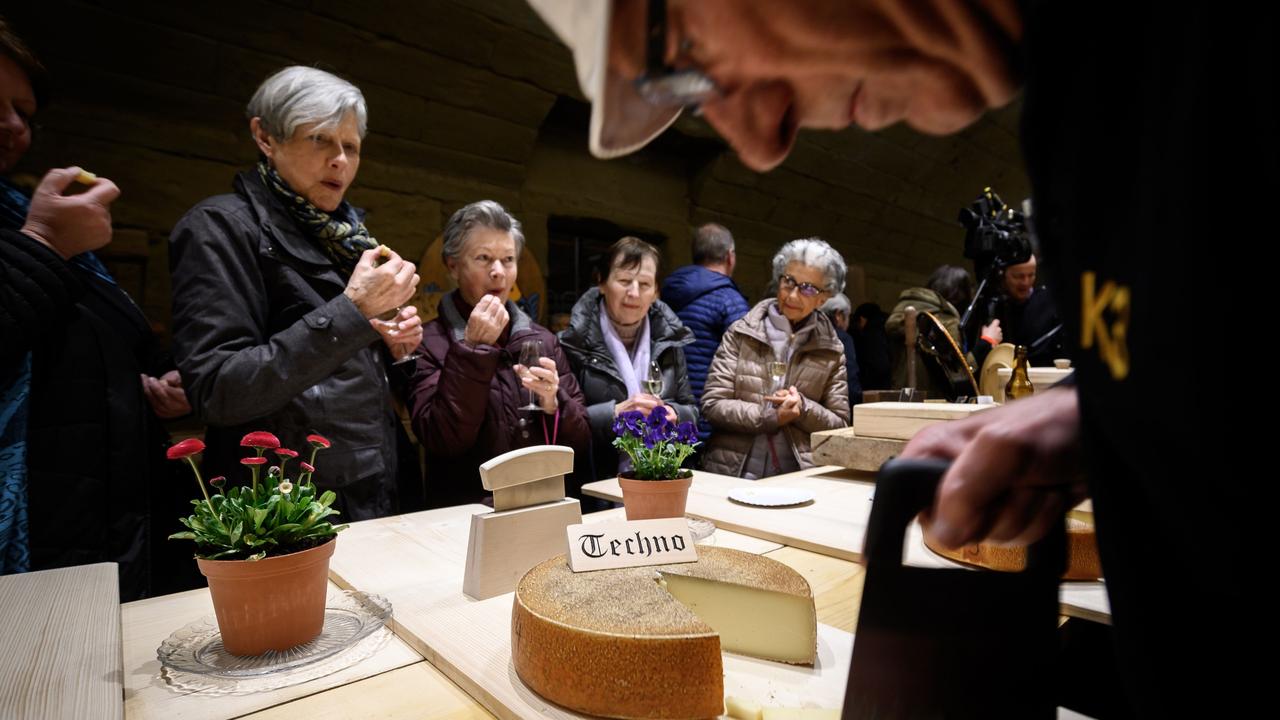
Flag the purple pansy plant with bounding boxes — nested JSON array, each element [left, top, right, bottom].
[[611, 406, 701, 480]]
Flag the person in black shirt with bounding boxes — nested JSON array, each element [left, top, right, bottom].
[[527, 0, 1253, 713], [970, 254, 1064, 369]]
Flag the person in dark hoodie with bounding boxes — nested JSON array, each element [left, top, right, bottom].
[[659, 223, 749, 442], [819, 292, 863, 405], [850, 302, 891, 391]]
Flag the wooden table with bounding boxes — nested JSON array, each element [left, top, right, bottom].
[[25, 493, 1095, 719], [582, 466, 1111, 623], [0, 563, 122, 720], [114, 506, 864, 719], [122, 581, 423, 720]]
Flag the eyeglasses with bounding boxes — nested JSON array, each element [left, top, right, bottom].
[[633, 0, 720, 110], [779, 274, 824, 298]]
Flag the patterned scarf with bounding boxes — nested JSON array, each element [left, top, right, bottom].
[[257, 158, 376, 274]]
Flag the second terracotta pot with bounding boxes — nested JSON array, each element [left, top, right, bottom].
[[197, 538, 336, 656], [618, 472, 693, 520]]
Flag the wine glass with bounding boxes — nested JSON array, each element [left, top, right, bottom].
[[373, 307, 422, 365], [763, 358, 787, 408], [644, 361, 664, 396], [518, 338, 544, 411]]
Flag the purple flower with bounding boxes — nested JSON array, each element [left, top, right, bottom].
[[643, 426, 666, 448], [676, 421, 700, 445], [648, 406, 672, 431], [615, 410, 646, 437]]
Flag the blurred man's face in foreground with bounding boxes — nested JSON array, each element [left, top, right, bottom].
[[609, 0, 1022, 170]]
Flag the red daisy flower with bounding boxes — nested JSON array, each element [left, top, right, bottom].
[[274, 448, 299, 458], [209, 476, 227, 488], [166, 438, 205, 460], [240, 431, 281, 449], [306, 433, 331, 449], [300, 462, 316, 473], [240, 456, 269, 466]]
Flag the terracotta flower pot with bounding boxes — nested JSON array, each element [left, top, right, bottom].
[[196, 538, 336, 656], [618, 471, 693, 520]]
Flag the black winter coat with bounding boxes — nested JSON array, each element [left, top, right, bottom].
[[408, 292, 591, 507], [558, 288, 697, 480], [1, 229, 168, 600], [170, 171, 411, 521]]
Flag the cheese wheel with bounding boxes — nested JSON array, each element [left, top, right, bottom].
[[512, 546, 817, 720]]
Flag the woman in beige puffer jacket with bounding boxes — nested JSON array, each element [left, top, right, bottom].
[[700, 239, 851, 478]]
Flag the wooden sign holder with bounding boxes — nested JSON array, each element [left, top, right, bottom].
[[462, 445, 582, 600]]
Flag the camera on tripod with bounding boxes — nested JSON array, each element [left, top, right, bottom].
[[959, 187, 1032, 275]]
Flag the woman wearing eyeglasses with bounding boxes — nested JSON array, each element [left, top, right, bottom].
[[700, 238, 850, 478]]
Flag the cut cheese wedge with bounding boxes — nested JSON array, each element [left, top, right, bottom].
[[512, 546, 817, 720], [657, 571, 817, 664]]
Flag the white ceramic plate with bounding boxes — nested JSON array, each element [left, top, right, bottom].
[[727, 486, 816, 507]]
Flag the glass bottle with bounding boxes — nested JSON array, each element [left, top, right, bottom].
[[1005, 345, 1035, 400]]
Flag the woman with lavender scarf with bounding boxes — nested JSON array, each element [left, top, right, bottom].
[[559, 237, 698, 481]]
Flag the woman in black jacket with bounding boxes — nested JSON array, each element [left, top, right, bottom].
[[169, 66, 421, 521], [558, 237, 697, 482]]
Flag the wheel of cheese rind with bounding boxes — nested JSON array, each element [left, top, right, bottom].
[[511, 546, 817, 720]]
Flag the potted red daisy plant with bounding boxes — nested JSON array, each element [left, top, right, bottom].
[[167, 431, 346, 656]]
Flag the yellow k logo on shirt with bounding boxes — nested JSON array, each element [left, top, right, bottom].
[[1080, 271, 1130, 381]]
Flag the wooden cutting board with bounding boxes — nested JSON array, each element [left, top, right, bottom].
[[852, 402, 996, 440], [810, 428, 904, 471], [122, 582, 422, 720], [588, 467, 877, 562], [325, 505, 851, 720]]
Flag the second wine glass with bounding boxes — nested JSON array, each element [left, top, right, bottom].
[[644, 361, 664, 396], [518, 338, 544, 411]]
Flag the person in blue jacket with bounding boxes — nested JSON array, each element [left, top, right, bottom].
[[659, 223, 749, 442]]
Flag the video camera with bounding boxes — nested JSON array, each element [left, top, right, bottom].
[[959, 187, 1032, 274]]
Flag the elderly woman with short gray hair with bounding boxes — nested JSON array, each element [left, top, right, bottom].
[[170, 66, 421, 520], [408, 200, 590, 507], [701, 238, 851, 478]]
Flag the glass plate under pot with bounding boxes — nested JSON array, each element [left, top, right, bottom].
[[157, 589, 392, 678]]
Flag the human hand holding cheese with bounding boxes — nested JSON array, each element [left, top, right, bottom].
[[345, 245, 419, 318], [20, 166, 120, 259]]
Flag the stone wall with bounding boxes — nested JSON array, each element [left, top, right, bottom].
[[7, 0, 1029, 336]]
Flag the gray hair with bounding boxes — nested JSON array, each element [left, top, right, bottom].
[[771, 237, 847, 294], [247, 66, 368, 141], [442, 200, 526, 262], [692, 223, 734, 265], [821, 292, 852, 318]]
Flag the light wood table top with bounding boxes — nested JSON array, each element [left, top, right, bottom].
[[0, 562, 122, 720], [317, 504, 851, 720], [584, 466, 876, 562], [122, 581, 422, 720], [115, 497, 1096, 718]]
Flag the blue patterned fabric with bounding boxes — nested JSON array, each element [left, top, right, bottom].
[[0, 178, 28, 232], [0, 354, 31, 574], [0, 180, 31, 574]]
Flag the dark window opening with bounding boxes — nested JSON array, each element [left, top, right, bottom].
[[546, 216, 667, 326]]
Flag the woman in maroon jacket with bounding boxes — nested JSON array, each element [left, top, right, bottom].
[[408, 200, 590, 507]]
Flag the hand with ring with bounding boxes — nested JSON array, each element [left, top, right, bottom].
[[513, 356, 560, 412]]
